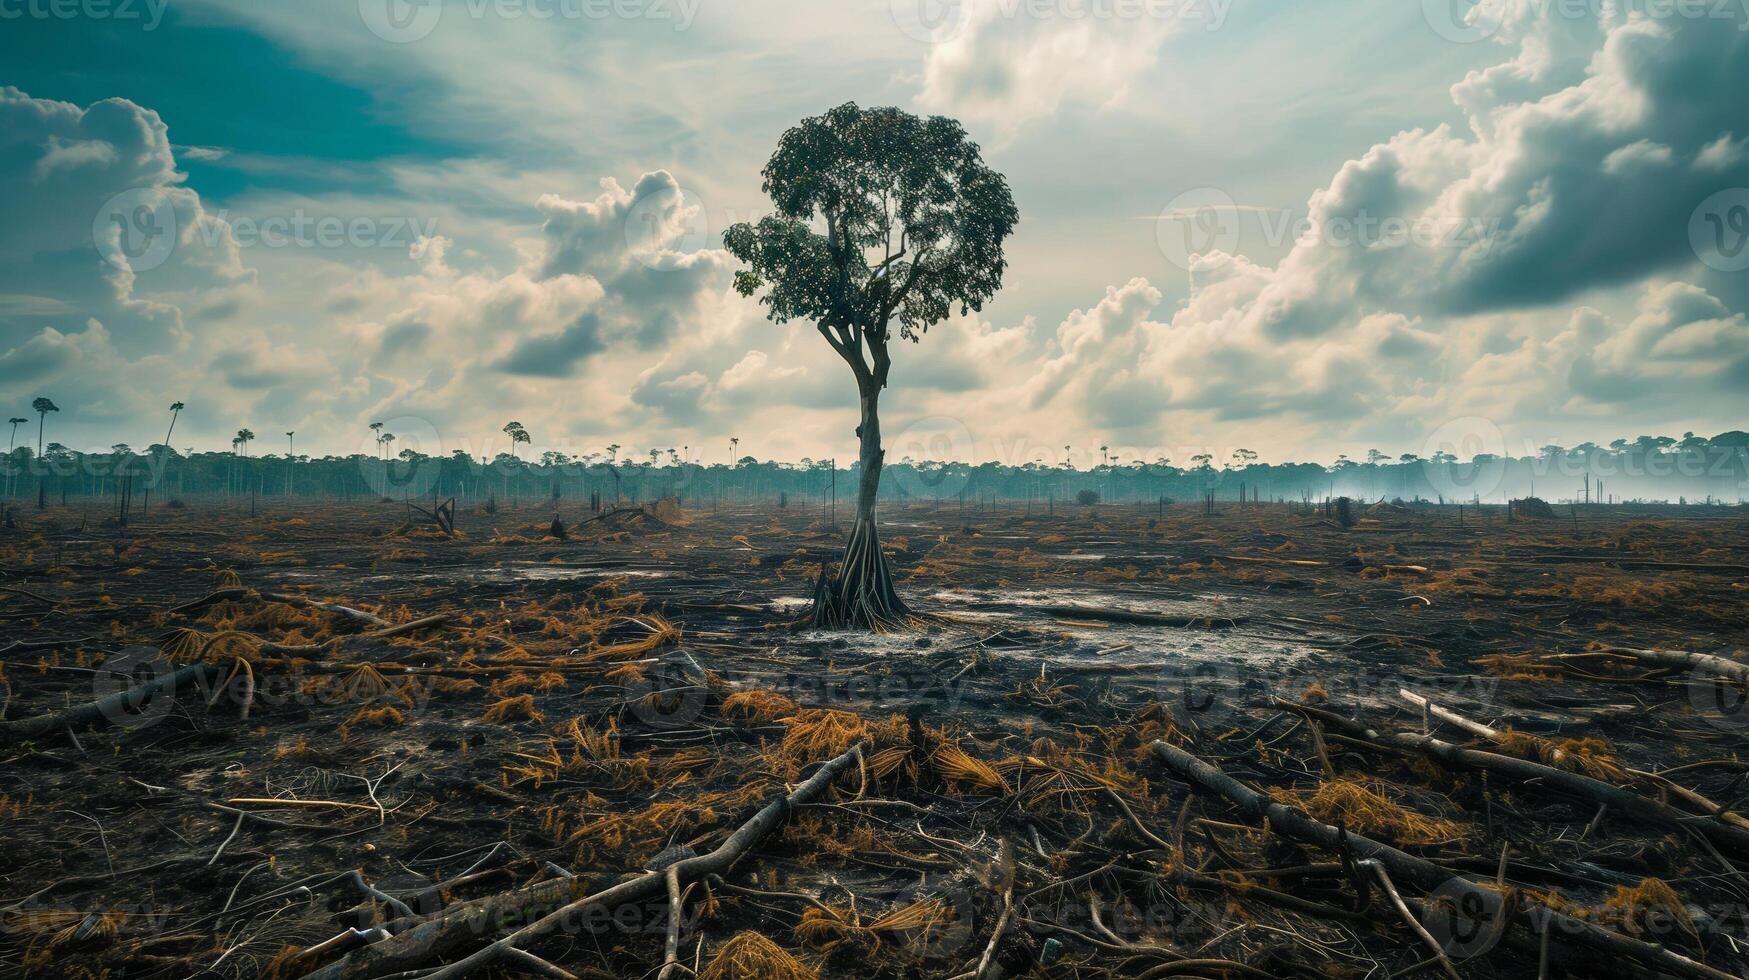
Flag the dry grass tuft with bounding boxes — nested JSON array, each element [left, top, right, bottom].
[[701, 931, 817, 980], [1602, 878, 1699, 943], [482, 694, 544, 724], [780, 709, 871, 760], [795, 896, 960, 959], [721, 689, 799, 724], [929, 742, 1009, 796], [157, 626, 208, 662], [586, 612, 681, 661], [341, 705, 403, 738], [1493, 730, 1629, 782], [1272, 778, 1465, 845]]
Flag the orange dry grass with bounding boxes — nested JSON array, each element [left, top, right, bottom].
[[546, 784, 763, 866], [508, 719, 717, 793], [1493, 730, 1629, 782], [340, 705, 404, 738], [795, 898, 956, 957], [1601, 878, 1699, 942], [157, 626, 208, 662], [1271, 778, 1465, 845], [1474, 653, 1566, 682], [779, 709, 872, 760], [482, 694, 544, 724], [701, 931, 816, 980], [930, 742, 1009, 796], [722, 689, 800, 724], [585, 612, 681, 661]]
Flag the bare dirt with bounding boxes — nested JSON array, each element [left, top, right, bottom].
[[2, 497, 1747, 979]]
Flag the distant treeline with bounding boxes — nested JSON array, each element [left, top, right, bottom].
[[4, 431, 1748, 507]]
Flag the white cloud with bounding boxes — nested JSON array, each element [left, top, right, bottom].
[[914, 0, 1187, 138]]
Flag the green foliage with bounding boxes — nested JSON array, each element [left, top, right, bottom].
[[723, 103, 1018, 356]]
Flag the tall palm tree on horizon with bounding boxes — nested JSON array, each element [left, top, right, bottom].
[[165, 401, 185, 447], [6, 416, 25, 499], [31, 398, 57, 509], [32, 397, 57, 457], [502, 421, 530, 459]]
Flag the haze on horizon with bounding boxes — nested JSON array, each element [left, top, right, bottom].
[[2, 0, 1747, 469]]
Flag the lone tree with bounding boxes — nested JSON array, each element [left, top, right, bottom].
[[724, 103, 1018, 629]]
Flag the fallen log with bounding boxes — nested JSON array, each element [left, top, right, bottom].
[[300, 743, 865, 980], [1273, 698, 1749, 858], [1397, 689, 1749, 830], [1148, 740, 1742, 980], [1603, 647, 1749, 684], [0, 657, 222, 740]]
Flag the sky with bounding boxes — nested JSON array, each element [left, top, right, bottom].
[[1, 0, 1746, 470]]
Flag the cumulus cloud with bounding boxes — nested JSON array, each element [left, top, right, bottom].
[[495, 171, 730, 375], [0, 87, 249, 361], [1567, 281, 1749, 405], [914, 0, 1195, 137], [1008, 3, 1749, 453], [9, 2, 1748, 466]]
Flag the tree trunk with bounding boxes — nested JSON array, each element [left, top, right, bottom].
[[810, 382, 909, 630]]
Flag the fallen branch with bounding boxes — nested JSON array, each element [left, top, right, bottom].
[[1397, 688, 1749, 830], [1604, 647, 1749, 684], [1276, 698, 1749, 857], [300, 744, 865, 980], [1149, 740, 1742, 980]]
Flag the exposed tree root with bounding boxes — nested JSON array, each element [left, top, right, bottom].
[[809, 517, 910, 631]]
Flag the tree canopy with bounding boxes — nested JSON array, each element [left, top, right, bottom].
[[723, 102, 1018, 388]]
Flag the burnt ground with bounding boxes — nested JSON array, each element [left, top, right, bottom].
[[2, 496, 1748, 979]]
